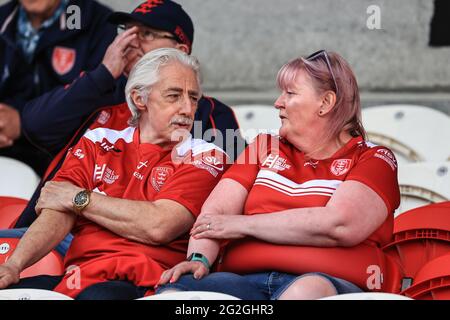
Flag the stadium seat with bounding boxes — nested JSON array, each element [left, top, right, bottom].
[[361, 105, 450, 164], [0, 238, 64, 278], [0, 289, 72, 300], [137, 291, 240, 300], [320, 292, 412, 300], [232, 105, 281, 143], [0, 196, 28, 229], [383, 202, 450, 282], [0, 157, 40, 200], [383, 254, 404, 294], [397, 162, 450, 215], [402, 253, 450, 300]]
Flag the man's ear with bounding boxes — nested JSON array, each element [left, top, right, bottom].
[[175, 43, 190, 54], [131, 89, 147, 111], [319, 91, 337, 116]]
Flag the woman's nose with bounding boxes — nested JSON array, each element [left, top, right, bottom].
[[274, 95, 284, 109]]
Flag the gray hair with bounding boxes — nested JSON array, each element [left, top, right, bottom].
[[125, 48, 202, 127]]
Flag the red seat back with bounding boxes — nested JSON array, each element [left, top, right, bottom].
[[402, 253, 450, 300], [383, 202, 450, 279], [0, 196, 28, 229], [0, 238, 64, 278], [383, 254, 404, 294]]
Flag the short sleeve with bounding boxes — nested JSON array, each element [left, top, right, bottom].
[[222, 134, 270, 191], [346, 147, 400, 213], [154, 149, 228, 218], [52, 137, 96, 190]]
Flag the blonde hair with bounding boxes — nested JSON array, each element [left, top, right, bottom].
[[277, 51, 366, 149]]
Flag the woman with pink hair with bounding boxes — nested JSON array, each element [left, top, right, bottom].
[[156, 51, 400, 300]]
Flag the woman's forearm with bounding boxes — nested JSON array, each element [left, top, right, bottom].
[[245, 207, 342, 247], [186, 237, 221, 267]]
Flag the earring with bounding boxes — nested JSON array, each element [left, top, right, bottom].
[[319, 110, 323, 115]]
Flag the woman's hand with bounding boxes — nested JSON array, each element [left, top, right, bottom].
[[35, 181, 83, 215], [157, 261, 209, 286], [190, 214, 248, 240]]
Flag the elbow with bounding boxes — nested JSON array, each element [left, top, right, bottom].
[[329, 225, 365, 247], [142, 227, 175, 245], [323, 208, 366, 247]]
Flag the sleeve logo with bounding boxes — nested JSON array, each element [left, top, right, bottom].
[[374, 149, 397, 170], [97, 111, 111, 125], [201, 156, 224, 171], [73, 148, 85, 160]]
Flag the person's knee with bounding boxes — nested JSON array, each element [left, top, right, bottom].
[[279, 275, 337, 300]]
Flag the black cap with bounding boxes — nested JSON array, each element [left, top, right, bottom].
[[108, 0, 194, 52]]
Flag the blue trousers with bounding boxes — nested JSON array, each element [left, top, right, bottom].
[[157, 271, 363, 300]]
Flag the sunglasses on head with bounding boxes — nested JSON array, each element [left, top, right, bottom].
[[306, 50, 339, 94]]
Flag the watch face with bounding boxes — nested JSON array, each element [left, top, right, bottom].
[[74, 191, 88, 206]]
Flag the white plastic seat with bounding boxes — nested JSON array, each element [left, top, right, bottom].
[[0, 289, 73, 300], [232, 105, 281, 143], [137, 291, 240, 300], [362, 105, 450, 165], [320, 292, 412, 300], [396, 162, 450, 216], [0, 157, 40, 200]]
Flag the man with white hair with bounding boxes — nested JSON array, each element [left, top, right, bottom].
[[13, 0, 245, 229], [0, 48, 227, 300]]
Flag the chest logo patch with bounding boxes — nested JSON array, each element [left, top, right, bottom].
[[261, 154, 291, 171], [52, 46, 76, 75], [330, 159, 352, 176], [103, 167, 120, 185], [151, 166, 174, 191]]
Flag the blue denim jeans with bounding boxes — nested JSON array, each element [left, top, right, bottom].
[[156, 271, 363, 300]]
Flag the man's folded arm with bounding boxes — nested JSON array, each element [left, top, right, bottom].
[[4, 209, 76, 273]]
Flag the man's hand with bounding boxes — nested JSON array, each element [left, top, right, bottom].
[[0, 262, 21, 289], [0, 103, 21, 148], [35, 181, 83, 215], [102, 26, 142, 79]]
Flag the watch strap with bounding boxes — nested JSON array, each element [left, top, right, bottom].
[[188, 253, 210, 269]]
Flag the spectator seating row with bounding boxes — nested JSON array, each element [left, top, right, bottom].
[[0, 201, 448, 300], [0, 104, 448, 299], [383, 201, 450, 299]]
